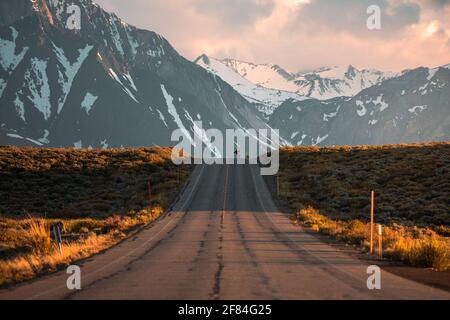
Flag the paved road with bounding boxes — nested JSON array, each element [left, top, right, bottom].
[[1, 164, 449, 300]]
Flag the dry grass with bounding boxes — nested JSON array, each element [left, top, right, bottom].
[[0, 233, 115, 285], [26, 217, 52, 255], [280, 142, 450, 232], [297, 207, 449, 270], [279, 142, 450, 270], [0, 146, 191, 286]]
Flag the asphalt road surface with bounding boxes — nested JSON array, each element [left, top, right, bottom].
[[1, 164, 449, 300]]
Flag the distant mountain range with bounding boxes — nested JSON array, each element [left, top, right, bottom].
[[195, 55, 306, 115], [269, 65, 450, 146], [195, 55, 397, 112], [0, 0, 448, 149], [293, 65, 397, 100]]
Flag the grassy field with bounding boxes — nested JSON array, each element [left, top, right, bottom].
[[0, 146, 191, 285], [278, 143, 450, 270]]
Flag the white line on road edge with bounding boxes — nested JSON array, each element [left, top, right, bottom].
[[26, 165, 206, 300]]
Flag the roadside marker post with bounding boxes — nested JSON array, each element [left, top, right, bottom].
[[276, 174, 280, 198], [378, 224, 383, 260], [51, 222, 63, 255], [370, 190, 375, 255], [177, 149, 184, 188]]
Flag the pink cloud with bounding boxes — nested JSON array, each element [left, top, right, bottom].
[[96, 0, 450, 72]]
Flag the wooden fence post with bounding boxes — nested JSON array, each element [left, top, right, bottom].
[[370, 190, 375, 255], [276, 174, 280, 198], [378, 224, 383, 260]]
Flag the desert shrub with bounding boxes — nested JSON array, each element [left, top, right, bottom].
[[26, 217, 53, 255], [389, 237, 449, 270], [281, 143, 450, 238], [341, 220, 369, 244], [104, 215, 125, 231]]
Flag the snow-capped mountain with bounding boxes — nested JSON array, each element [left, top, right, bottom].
[[195, 54, 305, 115], [0, 0, 278, 149], [269, 65, 450, 146], [197, 56, 395, 107], [293, 65, 397, 100], [219, 58, 298, 93]]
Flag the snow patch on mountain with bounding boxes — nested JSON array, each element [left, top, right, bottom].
[[14, 94, 25, 122], [81, 92, 98, 115], [108, 68, 139, 103], [124, 72, 137, 91], [408, 105, 427, 114], [355, 100, 367, 116], [101, 139, 109, 149], [53, 43, 93, 113], [157, 109, 168, 127], [323, 106, 340, 121], [427, 68, 438, 81], [0, 27, 29, 74], [313, 134, 329, 146], [161, 84, 192, 142], [183, 109, 221, 157], [7, 132, 43, 146], [0, 78, 6, 98], [215, 88, 231, 115], [363, 94, 389, 112], [24, 58, 51, 120], [38, 129, 50, 144], [109, 15, 125, 55], [126, 29, 139, 56]]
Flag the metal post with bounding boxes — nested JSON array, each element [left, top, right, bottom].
[[370, 190, 374, 255], [57, 226, 62, 255], [52, 224, 63, 255]]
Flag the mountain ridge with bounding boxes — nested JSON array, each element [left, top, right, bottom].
[[196, 54, 397, 104], [269, 64, 450, 146], [0, 0, 279, 149]]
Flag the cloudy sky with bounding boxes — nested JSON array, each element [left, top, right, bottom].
[[95, 0, 450, 72]]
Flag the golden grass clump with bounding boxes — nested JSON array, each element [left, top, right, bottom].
[[26, 217, 52, 255], [0, 233, 114, 286], [297, 207, 450, 271], [390, 237, 449, 271]]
